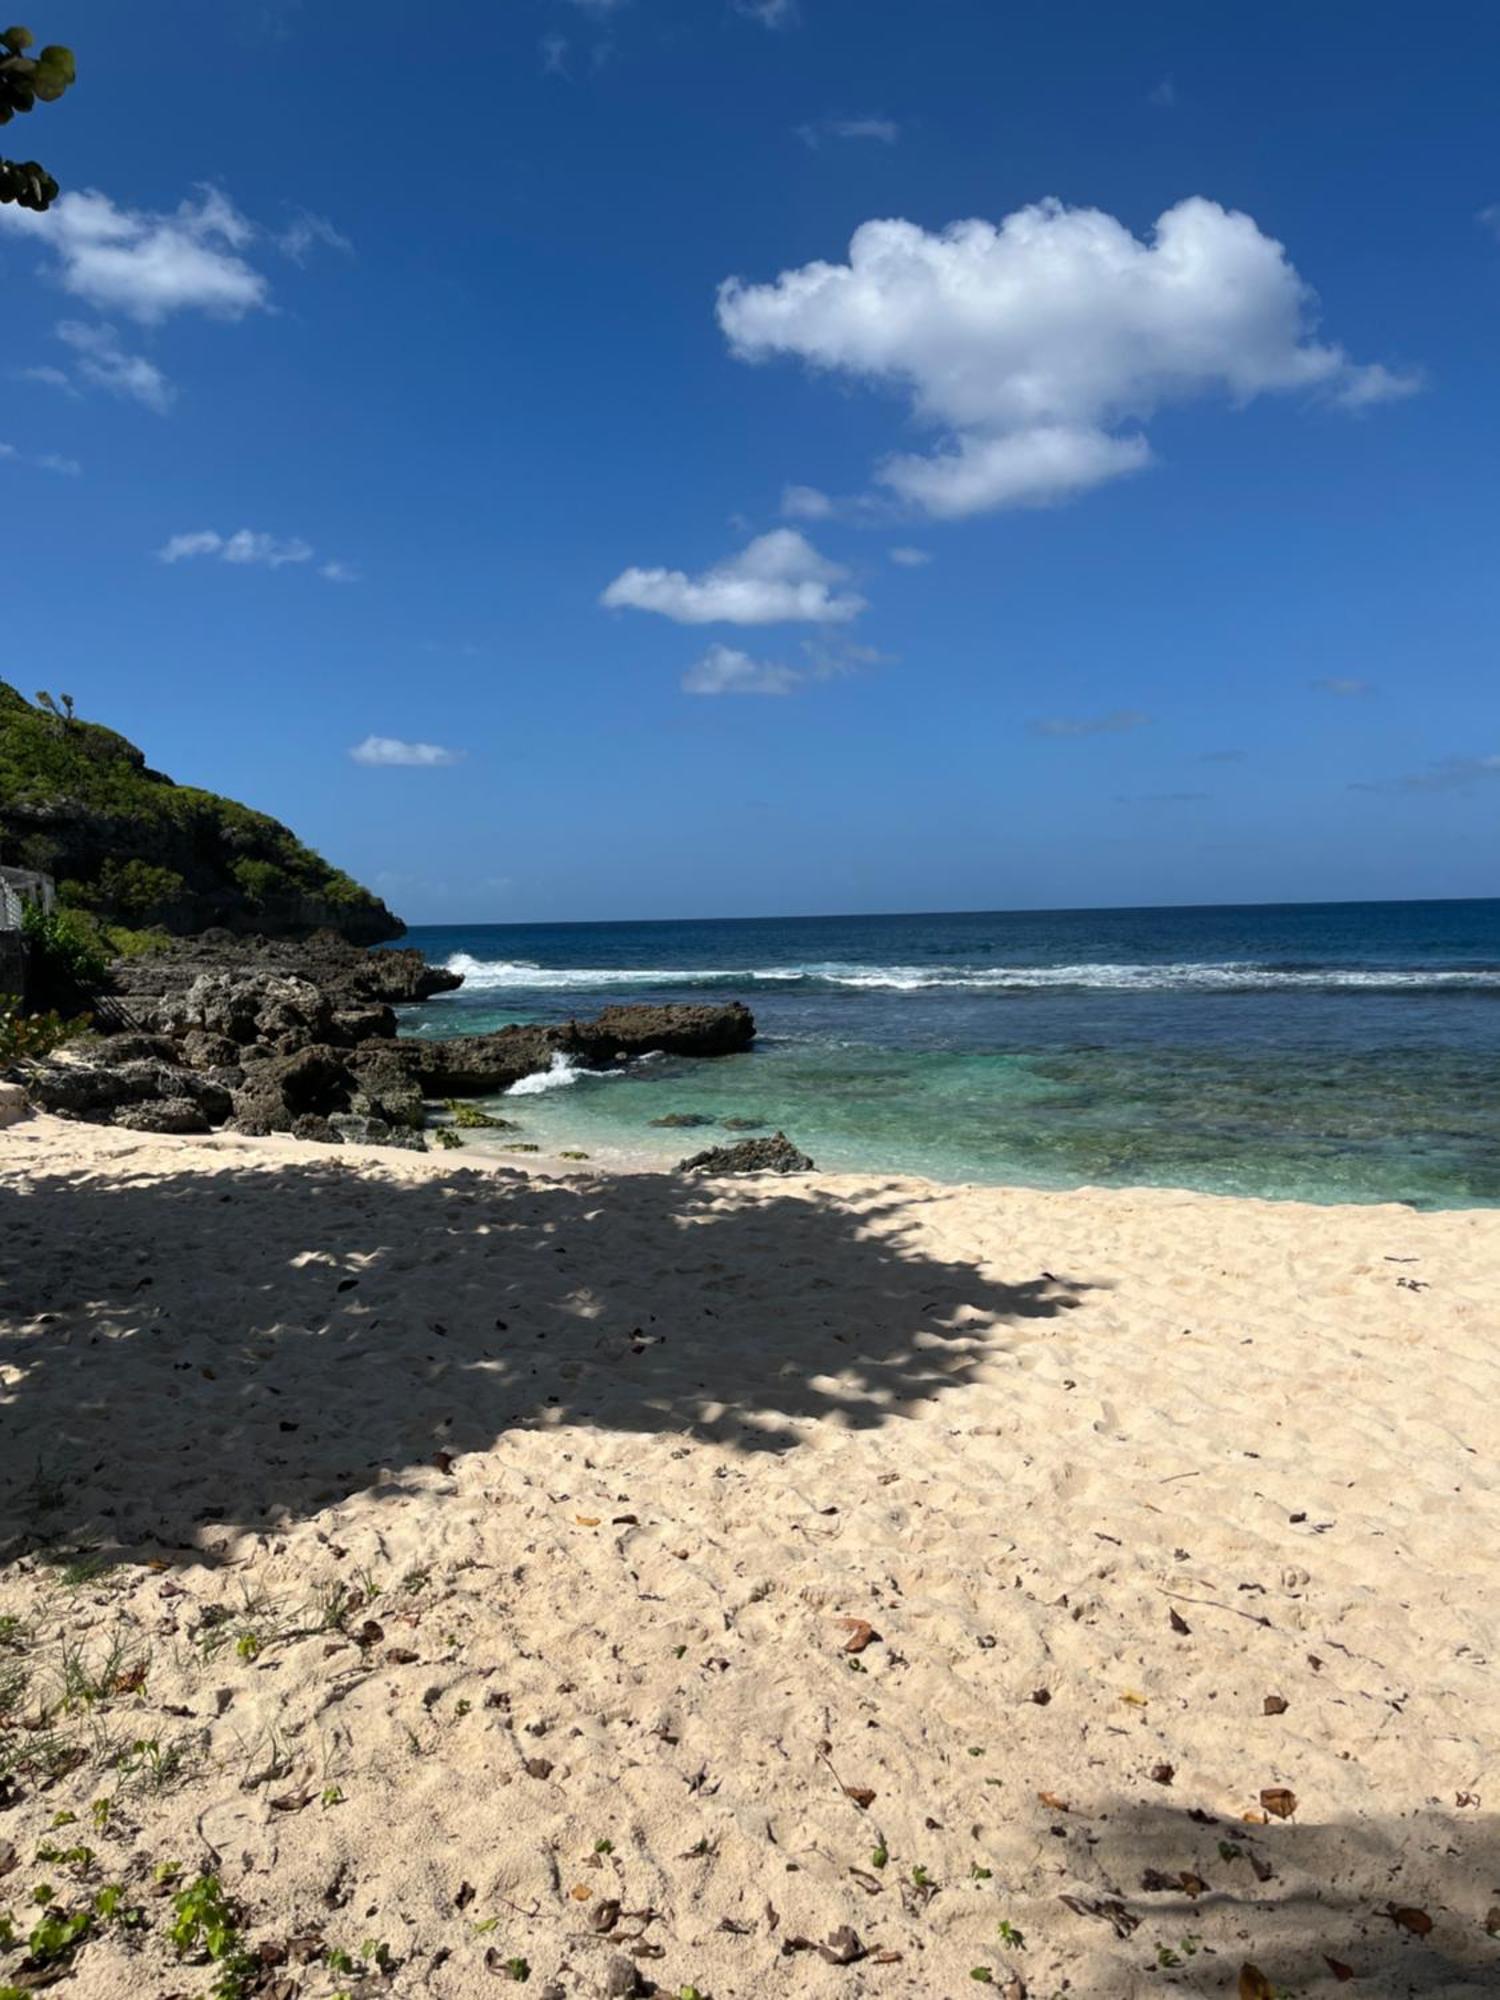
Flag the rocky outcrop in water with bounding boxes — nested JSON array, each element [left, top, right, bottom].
[[679, 1131, 813, 1176]]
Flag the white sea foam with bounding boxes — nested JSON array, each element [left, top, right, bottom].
[[445, 952, 1500, 996], [504, 1051, 626, 1096]]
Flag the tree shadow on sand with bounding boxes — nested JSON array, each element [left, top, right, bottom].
[[1080, 1796, 1500, 1995], [0, 1151, 1096, 1560]]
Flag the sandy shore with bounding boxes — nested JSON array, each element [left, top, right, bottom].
[[2, 1114, 1498, 1998]]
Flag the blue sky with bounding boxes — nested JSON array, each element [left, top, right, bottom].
[[2, 0, 1497, 923]]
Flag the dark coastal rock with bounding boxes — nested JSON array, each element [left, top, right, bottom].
[[109, 931, 461, 1023], [327, 1112, 427, 1152], [87, 1031, 180, 1065], [583, 1001, 754, 1061], [719, 1116, 765, 1131], [24, 1056, 232, 1125], [179, 1028, 242, 1070], [229, 1045, 355, 1133], [382, 1003, 757, 1098], [288, 1109, 425, 1152], [113, 1098, 212, 1135], [679, 1131, 814, 1176], [343, 1048, 428, 1129], [153, 970, 331, 1050], [650, 1111, 714, 1128]]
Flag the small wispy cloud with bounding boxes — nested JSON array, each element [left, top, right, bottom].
[[1352, 754, 1500, 796], [540, 32, 570, 74], [56, 320, 173, 413], [888, 545, 930, 567], [0, 441, 82, 476], [1148, 76, 1176, 108], [735, 0, 798, 26], [1477, 204, 1500, 240], [683, 643, 801, 697], [275, 210, 353, 264], [1313, 676, 1372, 697], [156, 527, 354, 575], [349, 735, 465, 768], [1032, 709, 1150, 738], [781, 482, 834, 520], [683, 635, 886, 697], [1334, 361, 1424, 409], [798, 115, 901, 148]]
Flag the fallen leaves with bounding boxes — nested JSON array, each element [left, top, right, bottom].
[[1259, 1786, 1298, 1820], [1141, 1869, 1208, 1899], [1382, 1903, 1433, 1937], [836, 1617, 878, 1654], [782, 1926, 866, 1965], [1263, 1694, 1289, 1716], [1325, 1957, 1357, 1982], [1238, 1967, 1276, 2000], [1058, 1895, 1138, 1938], [1149, 1762, 1175, 1786], [1169, 1608, 1191, 1636], [1036, 1790, 1071, 1813]]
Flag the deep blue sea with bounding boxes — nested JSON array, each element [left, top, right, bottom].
[[397, 901, 1500, 1207]]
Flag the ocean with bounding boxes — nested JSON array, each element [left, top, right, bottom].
[[396, 900, 1500, 1208]]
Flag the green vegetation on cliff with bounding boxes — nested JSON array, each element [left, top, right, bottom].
[[0, 683, 401, 942]]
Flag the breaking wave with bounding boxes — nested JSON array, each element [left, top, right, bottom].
[[445, 952, 1500, 997]]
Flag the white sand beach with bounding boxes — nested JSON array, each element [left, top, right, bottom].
[[2, 1114, 1498, 1998]]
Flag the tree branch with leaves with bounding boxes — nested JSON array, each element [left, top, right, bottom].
[[0, 24, 76, 213]]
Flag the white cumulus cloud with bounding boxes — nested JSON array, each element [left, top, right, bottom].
[[0, 186, 269, 324], [602, 528, 864, 625], [349, 735, 465, 768], [717, 197, 1419, 517]]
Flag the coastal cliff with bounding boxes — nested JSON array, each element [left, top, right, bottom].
[[0, 683, 400, 944]]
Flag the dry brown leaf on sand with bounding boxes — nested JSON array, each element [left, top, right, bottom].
[[1263, 1693, 1289, 1715], [1383, 1903, 1434, 1937], [843, 1784, 877, 1809], [836, 1616, 878, 1653], [1169, 1608, 1191, 1635], [1325, 1957, 1356, 1982], [1259, 1786, 1298, 1819], [1059, 1894, 1138, 1938], [1238, 1967, 1276, 2000], [1037, 1790, 1071, 1812]]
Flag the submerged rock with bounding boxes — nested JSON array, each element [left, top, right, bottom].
[[679, 1131, 814, 1176], [650, 1111, 714, 1128]]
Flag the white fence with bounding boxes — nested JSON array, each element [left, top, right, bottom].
[[0, 867, 55, 931]]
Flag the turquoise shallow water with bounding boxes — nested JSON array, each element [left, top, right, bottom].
[[397, 901, 1500, 1207]]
